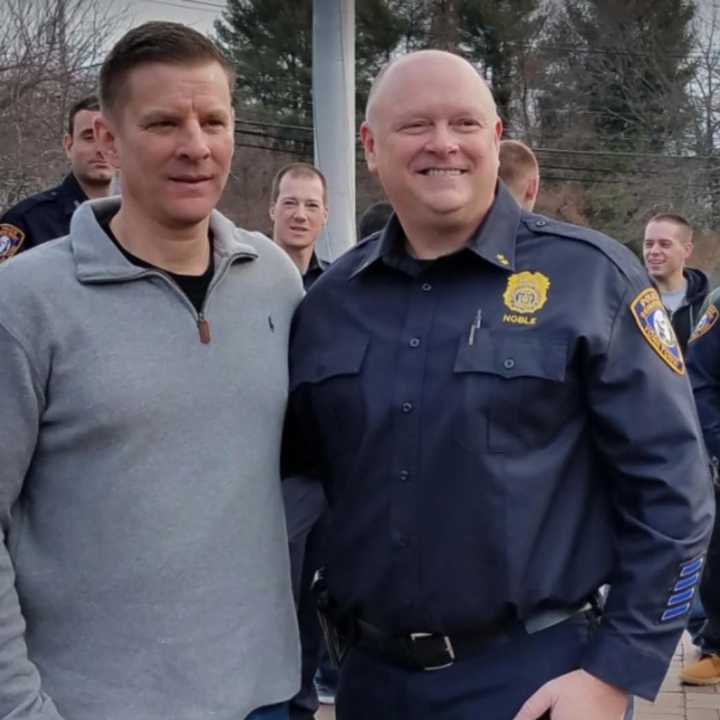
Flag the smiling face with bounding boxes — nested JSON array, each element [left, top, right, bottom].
[[643, 219, 692, 286], [360, 51, 502, 240], [95, 60, 234, 231], [270, 171, 328, 253]]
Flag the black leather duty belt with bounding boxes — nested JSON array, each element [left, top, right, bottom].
[[353, 601, 594, 672]]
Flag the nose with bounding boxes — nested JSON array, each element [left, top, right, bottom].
[[178, 120, 211, 161], [293, 204, 309, 220], [424, 122, 459, 155]]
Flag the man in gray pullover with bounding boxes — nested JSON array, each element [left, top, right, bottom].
[[0, 22, 302, 720]]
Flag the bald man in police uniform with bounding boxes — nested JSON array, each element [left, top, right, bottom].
[[282, 50, 713, 719], [0, 95, 113, 263]]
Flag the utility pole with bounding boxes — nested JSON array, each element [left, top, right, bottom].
[[312, 0, 356, 262]]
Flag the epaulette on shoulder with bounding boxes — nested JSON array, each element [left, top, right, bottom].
[[522, 213, 642, 282], [4, 187, 58, 218]]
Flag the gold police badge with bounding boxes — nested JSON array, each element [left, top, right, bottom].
[[503, 272, 550, 314], [630, 288, 684, 375]]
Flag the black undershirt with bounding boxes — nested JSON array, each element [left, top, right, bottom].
[[102, 216, 214, 313]]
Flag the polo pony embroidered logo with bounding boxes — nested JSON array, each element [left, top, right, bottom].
[[502, 272, 550, 327]]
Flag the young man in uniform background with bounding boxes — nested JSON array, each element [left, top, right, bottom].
[[0, 95, 113, 262], [270, 162, 339, 717], [643, 213, 709, 351]]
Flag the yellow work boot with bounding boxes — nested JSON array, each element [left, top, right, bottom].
[[681, 654, 720, 685]]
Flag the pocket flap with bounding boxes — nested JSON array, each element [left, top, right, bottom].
[[454, 331, 567, 382], [292, 333, 369, 387]]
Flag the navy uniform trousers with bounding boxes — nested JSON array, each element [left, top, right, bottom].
[[335, 613, 632, 720]]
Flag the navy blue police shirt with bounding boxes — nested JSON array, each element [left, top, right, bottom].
[[687, 288, 720, 462], [283, 183, 714, 700], [0, 173, 87, 263]]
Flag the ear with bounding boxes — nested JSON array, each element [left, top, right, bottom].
[[269, 202, 276, 224], [525, 174, 539, 209], [322, 205, 329, 225], [360, 121, 378, 173], [63, 133, 73, 160], [94, 114, 121, 170]]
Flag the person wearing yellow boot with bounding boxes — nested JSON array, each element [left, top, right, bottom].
[[684, 294, 720, 685]]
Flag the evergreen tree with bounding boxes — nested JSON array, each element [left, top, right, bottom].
[[458, 0, 545, 133], [214, 0, 403, 124], [538, 0, 697, 152]]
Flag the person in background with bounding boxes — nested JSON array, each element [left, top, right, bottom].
[[0, 22, 302, 720], [270, 162, 338, 716], [357, 200, 393, 240], [643, 213, 709, 351], [270, 162, 329, 290], [498, 139, 540, 211], [0, 95, 113, 263]]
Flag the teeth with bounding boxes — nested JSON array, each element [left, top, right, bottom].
[[425, 168, 462, 176]]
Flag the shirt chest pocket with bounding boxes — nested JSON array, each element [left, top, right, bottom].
[[292, 333, 369, 458], [453, 332, 571, 454]]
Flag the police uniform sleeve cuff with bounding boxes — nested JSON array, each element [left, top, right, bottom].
[[580, 629, 673, 700]]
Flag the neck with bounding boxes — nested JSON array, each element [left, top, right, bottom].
[[77, 177, 111, 201], [110, 207, 211, 275], [402, 222, 475, 260], [281, 244, 315, 274], [656, 272, 686, 295]]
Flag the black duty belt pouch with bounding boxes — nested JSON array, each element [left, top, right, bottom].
[[312, 571, 355, 668]]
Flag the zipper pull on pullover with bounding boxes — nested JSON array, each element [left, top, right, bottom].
[[198, 315, 211, 344]]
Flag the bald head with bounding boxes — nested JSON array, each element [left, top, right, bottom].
[[359, 49, 504, 259], [365, 50, 498, 128]]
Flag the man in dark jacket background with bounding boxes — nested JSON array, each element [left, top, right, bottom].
[[643, 213, 709, 350], [0, 95, 113, 263]]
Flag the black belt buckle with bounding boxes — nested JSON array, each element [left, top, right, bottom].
[[409, 632, 455, 671]]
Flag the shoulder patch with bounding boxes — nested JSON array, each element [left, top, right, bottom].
[[0, 223, 25, 262], [630, 288, 684, 375], [691, 304, 720, 344]]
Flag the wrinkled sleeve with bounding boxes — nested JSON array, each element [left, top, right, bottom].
[[0, 322, 64, 719], [580, 280, 714, 699]]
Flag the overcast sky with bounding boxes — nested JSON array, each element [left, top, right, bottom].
[[115, 0, 223, 40]]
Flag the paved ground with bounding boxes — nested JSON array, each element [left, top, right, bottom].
[[314, 634, 720, 719]]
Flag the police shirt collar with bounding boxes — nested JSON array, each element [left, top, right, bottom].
[[61, 172, 89, 215], [72, 197, 258, 282], [350, 183, 521, 278], [464, 181, 521, 272]]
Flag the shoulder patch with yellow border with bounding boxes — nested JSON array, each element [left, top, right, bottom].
[[630, 288, 684, 375], [689, 305, 720, 344], [0, 223, 25, 263]]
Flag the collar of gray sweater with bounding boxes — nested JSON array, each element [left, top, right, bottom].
[[71, 197, 259, 283]]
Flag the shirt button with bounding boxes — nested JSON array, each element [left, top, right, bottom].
[[399, 470, 410, 482], [535, 219, 547, 228], [401, 402, 414, 413], [421, 283, 432, 292], [503, 358, 515, 370], [409, 337, 421, 348]]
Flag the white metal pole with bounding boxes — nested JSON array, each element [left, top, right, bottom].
[[312, 0, 356, 262]]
